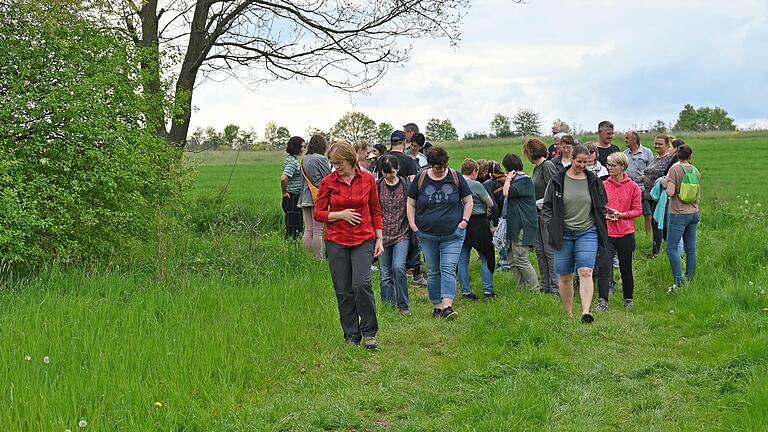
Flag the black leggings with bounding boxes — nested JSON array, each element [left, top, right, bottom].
[[598, 233, 636, 300], [649, 200, 668, 255]]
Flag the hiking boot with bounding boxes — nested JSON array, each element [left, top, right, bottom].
[[595, 298, 609, 312], [484, 292, 497, 300], [432, 308, 443, 318], [581, 313, 595, 324], [346, 337, 361, 346], [440, 306, 458, 320], [624, 299, 634, 309], [613, 254, 620, 268], [362, 336, 377, 350], [411, 274, 427, 287], [399, 308, 412, 317], [462, 292, 479, 301]]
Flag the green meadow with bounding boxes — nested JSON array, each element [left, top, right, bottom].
[[2, 132, 767, 431]]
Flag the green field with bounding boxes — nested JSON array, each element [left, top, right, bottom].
[[2, 132, 768, 431]]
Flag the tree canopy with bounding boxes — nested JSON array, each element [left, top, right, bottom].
[[104, 0, 471, 147]]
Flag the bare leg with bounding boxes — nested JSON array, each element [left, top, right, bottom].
[[644, 215, 652, 235], [440, 298, 454, 309], [577, 267, 594, 316], [559, 273, 574, 318]]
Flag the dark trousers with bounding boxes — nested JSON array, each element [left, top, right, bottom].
[[406, 232, 422, 275], [598, 233, 636, 300], [281, 193, 303, 239], [649, 200, 668, 255], [325, 240, 378, 342]]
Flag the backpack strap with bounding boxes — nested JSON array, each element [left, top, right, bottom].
[[417, 168, 459, 190], [417, 169, 429, 189]]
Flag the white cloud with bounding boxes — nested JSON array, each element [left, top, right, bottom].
[[189, 0, 768, 137]]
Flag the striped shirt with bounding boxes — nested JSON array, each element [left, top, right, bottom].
[[282, 155, 302, 194]]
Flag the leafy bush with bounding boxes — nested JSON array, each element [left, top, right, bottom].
[[0, 1, 185, 264]]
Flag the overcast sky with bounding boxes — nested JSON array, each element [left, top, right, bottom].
[[188, 0, 768, 137]]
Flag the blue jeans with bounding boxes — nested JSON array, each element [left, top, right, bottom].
[[666, 212, 700, 285], [417, 227, 466, 304], [379, 239, 410, 309], [458, 244, 493, 295], [554, 226, 599, 274]]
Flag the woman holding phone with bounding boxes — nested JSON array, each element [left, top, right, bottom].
[[596, 152, 642, 311]]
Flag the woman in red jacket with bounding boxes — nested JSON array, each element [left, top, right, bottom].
[[596, 152, 642, 311], [314, 140, 384, 349]]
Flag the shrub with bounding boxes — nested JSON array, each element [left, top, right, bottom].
[[0, 1, 185, 264]]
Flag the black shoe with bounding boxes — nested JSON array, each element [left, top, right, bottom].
[[581, 313, 594, 324], [440, 306, 458, 320], [462, 293, 479, 301], [646, 252, 658, 259], [432, 308, 443, 318], [484, 292, 497, 300], [346, 337, 361, 346]]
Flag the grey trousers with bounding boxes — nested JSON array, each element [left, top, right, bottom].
[[325, 240, 378, 341], [534, 215, 559, 293]]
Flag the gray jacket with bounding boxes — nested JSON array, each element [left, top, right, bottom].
[[298, 153, 331, 208]]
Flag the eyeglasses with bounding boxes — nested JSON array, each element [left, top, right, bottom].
[[589, 150, 596, 154]]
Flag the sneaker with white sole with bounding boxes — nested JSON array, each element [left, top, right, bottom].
[[595, 298, 609, 312], [411, 274, 427, 287], [667, 284, 680, 294], [440, 306, 458, 320]]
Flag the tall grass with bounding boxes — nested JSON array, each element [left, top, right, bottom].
[[1, 133, 767, 430]]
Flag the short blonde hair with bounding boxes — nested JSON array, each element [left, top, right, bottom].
[[328, 140, 358, 168], [460, 158, 478, 175], [607, 151, 629, 170]]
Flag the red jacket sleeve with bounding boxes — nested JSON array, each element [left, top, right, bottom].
[[368, 175, 384, 230], [626, 182, 643, 219], [313, 178, 331, 223]]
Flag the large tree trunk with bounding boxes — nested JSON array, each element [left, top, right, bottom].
[[166, 1, 212, 149], [137, 0, 168, 139]]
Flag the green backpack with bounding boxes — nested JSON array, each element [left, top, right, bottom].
[[678, 164, 699, 204]]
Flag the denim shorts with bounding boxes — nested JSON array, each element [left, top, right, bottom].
[[554, 226, 598, 274]]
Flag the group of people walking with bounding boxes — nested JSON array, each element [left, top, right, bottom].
[[279, 120, 701, 348]]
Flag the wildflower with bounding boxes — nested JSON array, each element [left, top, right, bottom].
[[24, 355, 32, 361], [763, 308, 768, 312], [43, 356, 50, 364], [669, 310, 674, 314], [78, 419, 87, 428], [749, 281, 754, 286], [154, 401, 163, 408], [65, 430, 72, 432]]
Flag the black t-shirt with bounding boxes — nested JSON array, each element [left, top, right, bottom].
[[407, 170, 471, 235], [597, 144, 620, 166], [380, 150, 416, 178]]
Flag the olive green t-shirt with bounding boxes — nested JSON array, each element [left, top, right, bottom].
[[563, 175, 595, 231]]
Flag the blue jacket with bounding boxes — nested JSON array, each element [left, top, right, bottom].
[[650, 177, 668, 229]]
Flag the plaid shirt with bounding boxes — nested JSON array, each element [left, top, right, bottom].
[[314, 169, 384, 246]]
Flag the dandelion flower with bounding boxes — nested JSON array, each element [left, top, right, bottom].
[[43, 356, 50, 364], [24, 355, 32, 361], [154, 401, 163, 408], [78, 419, 87, 428]]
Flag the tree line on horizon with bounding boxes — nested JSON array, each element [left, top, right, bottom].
[[187, 103, 741, 151]]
